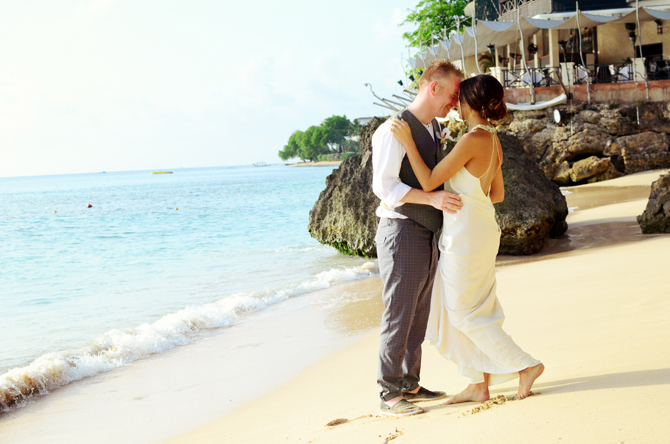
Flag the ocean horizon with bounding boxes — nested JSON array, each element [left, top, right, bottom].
[[0, 164, 377, 411]]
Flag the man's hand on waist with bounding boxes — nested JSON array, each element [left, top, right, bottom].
[[428, 190, 462, 214], [400, 188, 462, 214]]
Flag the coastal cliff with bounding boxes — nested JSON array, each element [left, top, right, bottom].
[[308, 118, 568, 257]]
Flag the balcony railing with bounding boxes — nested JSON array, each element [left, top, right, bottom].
[[501, 61, 670, 88], [502, 67, 563, 88], [647, 59, 670, 80], [573, 63, 634, 85]]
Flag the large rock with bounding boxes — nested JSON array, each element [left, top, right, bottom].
[[579, 109, 601, 124], [616, 132, 670, 173], [566, 129, 610, 158], [495, 132, 568, 254], [569, 156, 611, 182], [508, 118, 546, 135], [598, 108, 634, 136], [542, 161, 571, 186], [637, 174, 670, 233], [308, 125, 568, 257], [307, 118, 384, 257], [586, 160, 624, 183], [499, 102, 670, 186]]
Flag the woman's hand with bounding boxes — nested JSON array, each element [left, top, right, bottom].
[[388, 119, 415, 151]]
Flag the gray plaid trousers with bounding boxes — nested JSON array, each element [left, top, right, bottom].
[[376, 217, 439, 401]]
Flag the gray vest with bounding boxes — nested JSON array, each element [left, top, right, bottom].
[[394, 109, 444, 233]]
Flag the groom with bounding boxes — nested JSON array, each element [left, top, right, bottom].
[[372, 60, 464, 417]]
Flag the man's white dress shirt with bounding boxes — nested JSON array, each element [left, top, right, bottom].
[[371, 119, 436, 219]]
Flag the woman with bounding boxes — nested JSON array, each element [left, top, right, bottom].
[[388, 74, 544, 404]]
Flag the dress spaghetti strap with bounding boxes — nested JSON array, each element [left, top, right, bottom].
[[470, 124, 502, 196]]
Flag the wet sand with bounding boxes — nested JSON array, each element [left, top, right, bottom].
[[161, 169, 670, 444], [0, 279, 384, 444], [498, 169, 667, 265]]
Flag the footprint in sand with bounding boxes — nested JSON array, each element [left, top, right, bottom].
[[379, 427, 404, 443], [462, 392, 540, 416]]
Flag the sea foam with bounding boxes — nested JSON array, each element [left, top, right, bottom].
[[0, 261, 378, 412]]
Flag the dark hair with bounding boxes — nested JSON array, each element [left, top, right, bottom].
[[459, 74, 507, 121]]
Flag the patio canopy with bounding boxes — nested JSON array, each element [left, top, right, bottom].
[[408, 6, 670, 70]]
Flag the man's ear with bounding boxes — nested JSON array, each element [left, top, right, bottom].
[[429, 80, 439, 96]]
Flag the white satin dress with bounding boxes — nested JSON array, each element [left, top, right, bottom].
[[425, 125, 540, 386]]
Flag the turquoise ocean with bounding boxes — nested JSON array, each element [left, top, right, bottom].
[[0, 165, 377, 411]]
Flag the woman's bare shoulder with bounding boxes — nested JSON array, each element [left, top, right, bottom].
[[454, 131, 489, 149]]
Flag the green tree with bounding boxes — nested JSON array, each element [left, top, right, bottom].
[[401, 0, 468, 49], [298, 126, 332, 161], [318, 115, 354, 153], [278, 130, 302, 161], [278, 115, 363, 162]]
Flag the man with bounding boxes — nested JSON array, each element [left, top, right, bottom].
[[372, 60, 464, 417]]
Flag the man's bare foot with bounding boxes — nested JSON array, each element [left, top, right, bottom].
[[443, 383, 489, 405], [517, 363, 544, 400]]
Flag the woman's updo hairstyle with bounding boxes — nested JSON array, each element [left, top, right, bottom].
[[459, 74, 507, 122]]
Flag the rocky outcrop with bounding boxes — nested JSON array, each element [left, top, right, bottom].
[[637, 174, 670, 233], [307, 118, 384, 257], [568, 156, 611, 183], [501, 102, 670, 185], [587, 160, 624, 183], [494, 133, 568, 255], [308, 122, 568, 257], [614, 132, 670, 174]]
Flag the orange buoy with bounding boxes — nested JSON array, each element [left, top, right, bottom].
[[87, 204, 93, 208]]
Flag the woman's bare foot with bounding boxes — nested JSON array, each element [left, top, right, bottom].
[[517, 363, 544, 400], [443, 382, 489, 405]]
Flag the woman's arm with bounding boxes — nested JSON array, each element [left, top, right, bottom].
[[488, 167, 505, 203], [389, 119, 474, 192]]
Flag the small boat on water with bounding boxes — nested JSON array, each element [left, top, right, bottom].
[[252, 162, 269, 167], [151, 171, 173, 174]]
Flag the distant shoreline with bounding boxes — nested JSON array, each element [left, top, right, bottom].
[[286, 161, 342, 167]]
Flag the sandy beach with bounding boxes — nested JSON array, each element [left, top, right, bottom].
[[1, 170, 668, 444], [162, 170, 670, 444]]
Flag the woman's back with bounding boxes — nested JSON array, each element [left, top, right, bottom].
[[459, 126, 502, 197]]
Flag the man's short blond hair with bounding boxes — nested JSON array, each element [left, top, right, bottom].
[[419, 60, 464, 89]]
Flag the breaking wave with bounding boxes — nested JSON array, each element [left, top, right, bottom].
[[0, 261, 379, 412]]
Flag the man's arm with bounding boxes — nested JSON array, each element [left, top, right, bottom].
[[401, 188, 462, 214], [371, 126, 412, 209], [372, 122, 462, 214]]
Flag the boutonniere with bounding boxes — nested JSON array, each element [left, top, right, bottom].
[[439, 111, 467, 150], [441, 127, 457, 143]]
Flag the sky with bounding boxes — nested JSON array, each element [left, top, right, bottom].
[[0, 0, 419, 177]]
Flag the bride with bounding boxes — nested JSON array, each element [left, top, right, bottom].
[[388, 74, 544, 403]]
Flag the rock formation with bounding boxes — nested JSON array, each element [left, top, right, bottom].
[[637, 174, 670, 233], [493, 133, 568, 255], [501, 102, 670, 185], [307, 118, 384, 257], [308, 120, 568, 257]]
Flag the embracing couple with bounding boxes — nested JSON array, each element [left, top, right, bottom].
[[372, 60, 544, 417]]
